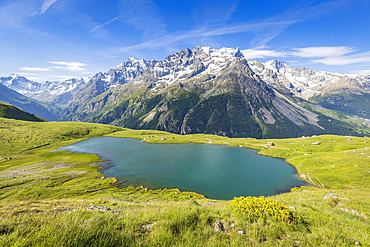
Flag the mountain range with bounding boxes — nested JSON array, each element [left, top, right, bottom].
[[1, 46, 369, 138]]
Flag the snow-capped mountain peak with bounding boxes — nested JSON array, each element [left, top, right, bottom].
[[90, 46, 246, 91]]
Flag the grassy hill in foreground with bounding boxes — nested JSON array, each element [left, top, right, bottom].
[[0, 102, 46, 122], [0, 118, 368, 246]]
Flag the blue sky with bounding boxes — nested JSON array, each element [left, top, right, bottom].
[[1, 0, 370, 81]]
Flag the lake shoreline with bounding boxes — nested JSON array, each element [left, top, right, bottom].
[[61, 134, 312, 200]]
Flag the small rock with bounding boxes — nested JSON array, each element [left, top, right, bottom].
[[237, 230, 244, 235], [323, 193, 338, 200], [188, 195, 192, 198], [140, 223, 156, 233], [355, 241, 361, 245], [214, 220, 224, 232]]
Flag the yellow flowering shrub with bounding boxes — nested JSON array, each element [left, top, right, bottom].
[[230, 196, 300, 224]]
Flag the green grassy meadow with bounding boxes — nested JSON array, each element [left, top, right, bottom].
[[0, 117, 369, 246]]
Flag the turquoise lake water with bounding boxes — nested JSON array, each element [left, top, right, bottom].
[[61, 137, 308, 200]]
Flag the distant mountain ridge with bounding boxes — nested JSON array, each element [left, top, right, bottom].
[[0, 75, 85, 106]]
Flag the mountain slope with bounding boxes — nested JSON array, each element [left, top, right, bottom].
[[0, 84, 57, 121], [0, 102, 46, 122], [61, 47, 368, 138]]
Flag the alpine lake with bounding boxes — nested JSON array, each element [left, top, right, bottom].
[[61, 137, 309, 200]]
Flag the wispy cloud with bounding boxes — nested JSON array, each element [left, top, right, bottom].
[[0, 1, 38, 28], [48, 61, 87, 72], [114, 20, 296, 54], [292, 46, 354, 58], [90, 16, 119, 32], [40, 0, 58, 14], [193, 0, 240, 25], [241, 49, 289, 60], [242, 46, 370, 67], [50, 1, 116, 42], [20, 61, 87, 73], [112, 0, 354, 55], [117, 0, 167, 40], [313, 51, 370, 66], [17, 60, 90, 82]]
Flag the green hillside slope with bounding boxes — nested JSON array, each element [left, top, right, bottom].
[[0, 84, 58, 121], [0, 102, 46, 122]]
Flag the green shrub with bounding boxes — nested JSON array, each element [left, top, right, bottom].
[[230, 196, 300, 224]]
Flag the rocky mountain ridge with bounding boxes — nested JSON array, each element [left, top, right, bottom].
[[59, 46, 368, 138]]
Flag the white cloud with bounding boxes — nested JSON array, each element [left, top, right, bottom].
[[48, 61, 86, 71], [292, 46, 354, 58], [17, 72, 38, 76], [240, 46, 370, 67], [20, 66, 51, 71], [241, 49, 288, 60], [40, 0, 58, 14], [20, 61, 87, 73], [313, 55, 370, 66]]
